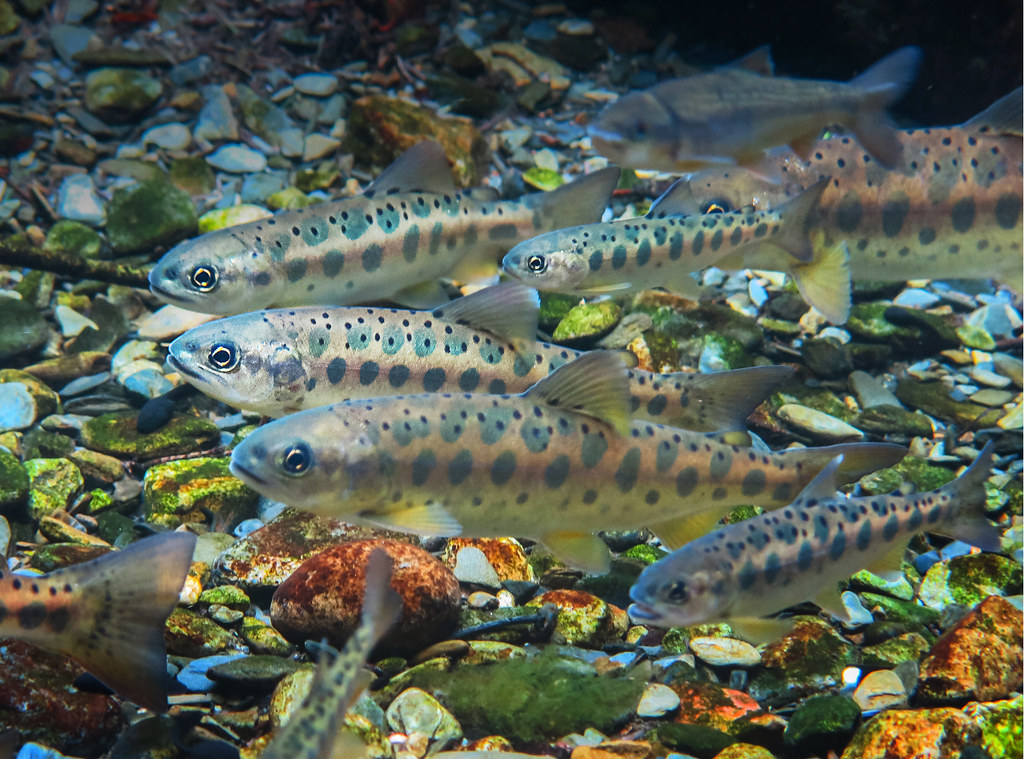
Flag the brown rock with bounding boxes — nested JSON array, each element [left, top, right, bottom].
[[22, 352, 111, 384], [917, 595, 1023, 704], [271, 539, 461, 656], [670, 682, 784, 743], [572, 740, 655, 759], [840, 707, 979, 759], [440, 537, 535, 582]]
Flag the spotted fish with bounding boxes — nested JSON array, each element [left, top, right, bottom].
[[683, 88, 1023, 290], [628, 442, 1000, 643], [0, 531, 195, 712], [169, 282, 794, 432], [500, 176, 848, 319], [229, 352, 904, 573], [262, 548, 401, 759], [148, 141, 620, 314], [590, 46, 921, 181]]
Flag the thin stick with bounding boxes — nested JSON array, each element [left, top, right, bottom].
[[0, 237, 151, 288]]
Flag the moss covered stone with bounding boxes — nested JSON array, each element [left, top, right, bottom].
[[105, 180, 198, 255], [24, 458, 84, 520], [522, 167, 564, 191], [840, 707, 978, 759], [747, 617, 858, 704], [857, 455, 958, 496], [861, 632, 931, 668], [0, 449, 29, 510], [0, 296, 48, 360], [197, 204, 272, 233], [43, 220, 103, 259], [782, 694, 860, 754], [294, 166, 341, 193], [853, 404, 934, 437], [859, 592, 942, 632], [169, 156, 216, 195], [623, 544, 667, 565], [537, 291, 579, 330], [918, 553, 1023, 610], [85, 67, 162, 122], [81, 412, 220, 460], [266, 187, 316, 210], [969, 696, 1023, 758], [241, 616, 295, 656], [552, 301, 622, 344], [198, 584, 251, 611], [895, 379, 1003, 428], [143, 456, 257, 529], [525, 589, 628, 647], [165, 608, 240, 657], [656, 723, 734, 757], [27, 543, 110, 572]]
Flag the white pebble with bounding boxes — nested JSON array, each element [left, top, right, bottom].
[[636, 682, 679, 718], [136, 304, 216, 340], [55, 174, 105, 226], [0, 383, 37, 432], [852, 669, 908, 712], [777, 404, 864, 442], [206, 144, 267, 173], [142, 123, 192, 151], [302, 134, 341, 162], [689, 636, 761, 667], [53, 304, 98, 337], [293, 72, 338, 97]]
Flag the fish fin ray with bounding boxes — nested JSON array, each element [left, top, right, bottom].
[[962, 87, 1023, 135], [523, 167, 620, 228], [722, 46, 774, 77], [794, 455, 844, 501], [365, 141, 456, 195], [658, 365, 795, 432], [432, 282, 539, 349], [523, 351, 631, 435], [651, 509, 731, 551], [646, 178, 704, 218], [389, 280, 451, 309], [935, 441, 1002, 552], [735, 154, 785, 184], [542, 531, 611, 574], [362, 503, 463, 536], [813, 584, 850, 620], [60, 532, 196, 712], [728, 616, 793, 645], [867, 543, 909, 583], [360, 548, 404, 647], [788, 235, 852, 324], [780, 442, 906, 487], [848, 46, 922, 167], [773, 177, 830, 262]]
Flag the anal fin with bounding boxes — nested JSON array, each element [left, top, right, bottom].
[[362, 502, 463, 536], [788, 234, 852, 324], [543, 531, 611, 574], [390, 281, 450, 310], [727, 616, 794, 645], [650, 508, 731, 551], [866, 542, 909, 583]]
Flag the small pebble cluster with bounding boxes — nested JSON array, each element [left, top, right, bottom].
[[0, 1, 1022, 759]]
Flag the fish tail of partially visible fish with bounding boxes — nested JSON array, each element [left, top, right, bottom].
[[779, 441, 907, 487], [658, 365, 796, 431], [846, 46, 923, 168], [523, 167, 621, 228], [55, 531, 195, 712], [937, 441, 1002, 552]]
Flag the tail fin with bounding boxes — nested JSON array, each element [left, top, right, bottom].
[[644, 365, 795, 431], [525, 166, 620, 228], [772, 177, 830, 262], [358, 549, 403, 651], [787, 233, 852, 324], [780, 441, 906, 486], [848, 46, 922, 167], [939, 442, 1002, 552], [59, 531, 195, 712]]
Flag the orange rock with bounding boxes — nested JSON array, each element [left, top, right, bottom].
[[440, 537, 535, 582], [840, 707, 979, 759], [571, 740, 654, 759]]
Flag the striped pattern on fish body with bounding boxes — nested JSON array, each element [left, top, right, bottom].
[[148, 141, 619, 314], [501, 177, 828, 297], [262, 549, 401, 759], [685, 89, 1023, 287], [0, 531, 196, 712], [229, 352, 904, 572], [628, 443, 1000, 639], [169, 283, 793, 432]]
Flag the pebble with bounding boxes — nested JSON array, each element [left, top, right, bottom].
[[49, 24, 98, 67], [0, 384, 37, 432], [194, 85, 239, 142], [467, 591, 498, 609], [53, 305, 98, 338], [111, 340, 160, 373], [635, 682, 679, 717], [176, 653, 246, 692], [206, 144, 267, 173], [853, 669, 908, 712], [688, 636, 761, 667], [849, 370, 903, 409], [841, 591, 875, 626], [55, 174, 105, 226], [136, 304, 216, 340], [302, 134, 341, 161], [142, 123, 192, 150], [278, 128, 306, 158], [121, 367, 173, 399], [293, 72, 338, 96], [451, 545, 502, 589], [386, 687, 463, 753], [893, 288, 941, 309], [777, 404, 864, 442], [969, 366, 1012, 388]]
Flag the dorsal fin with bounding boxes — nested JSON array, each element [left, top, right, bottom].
[[722, 45, 774, 76], [962, 87, 1023, 136], [795, 455, 844, 502], [646, 179, 704, 218], [523, 351, 631, 435], [364, 141, 457, 196], [432, 283, 539, 349]]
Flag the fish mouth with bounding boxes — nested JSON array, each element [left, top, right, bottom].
[[627, 602, 662, 624], [229, 460, 269, 488], [167, 354, 204, 382], [148, 280, 192, 304]]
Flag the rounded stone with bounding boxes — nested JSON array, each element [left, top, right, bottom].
[[777, 403, 865, 442], [386, 687, 463, 752], [689, 636, 762, 668], [142, 122, 191, 150], [270, 539, 461, 656], [293, 72, 338, 96], [636, 682, 680, 718], [0, 449, 29, 511], [782, 694, 861, 754], [840, 707, 978, 759], [43, 219, 103, 258], [524, 589, 628, 648], [84, 67, 162, 122], [206, 144, 267, 173], [0, 296, 48, 360], [852, 669, 908, 712], [105, 180, 198, 255], [0, 383, 37, 432]]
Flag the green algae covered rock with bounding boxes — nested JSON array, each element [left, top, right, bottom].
[[165, 608, 241, 657], [0, 296, 48, 360], [861, 632, 931, 668], [747, 617, 858, 704], [859, 592, 942, 632], [525, 589, 628, 647], [105, 180, 197, 255], [197, 204, 271, 233], [24, 458, 84, 520], [656, 723, 734, 757], [918, 553, 1023, 610], [852, 404, 934, 438], [841, 707, 979, 758], [537, 291, 578, 330], [522, 167, 564, 191], [857, 455, 958, 496], [0, 449, 29, 511], [143, 456, 258, 529], [169, 156, 216, 196], [266, 187, 316, 210], [552, 301, 622, 344], [43, 220, 103, 259], [241, 616, 295, 656], [895, 379, 1004, 428], [197, 584, 250, 611], [81, 412, 220, 460], [967, 696, 1023, 759], [783, 694, 860, 754], [85, 68, 162, 122]]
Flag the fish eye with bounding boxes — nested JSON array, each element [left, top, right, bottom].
[[633, 120, 648, 138], [700, 199, 731, 214], [665, 580, 689, 603], [526, 255, 547, 273], [207, 342, 239, 372], [189, 264, 218, 292], [281, 442, 313, 476]]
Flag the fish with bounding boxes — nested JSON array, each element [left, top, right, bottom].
[[168, 282, 794, 432], [0, 531, 196, 712], [590, 46, 921, 181], [682, 88, 1023, 291], [148, 140, 620, 314], [229, 351, 905, 573], [262, 548, 401, 759], [500, 177, 850, 320], [628, 442, 1001, 643]]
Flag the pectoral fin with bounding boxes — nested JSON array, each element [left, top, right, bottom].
[[788, 234, 852, 324], [727, 616, 793, 645], [650, 508, 732, 551], [542, 531, 611, 574], [362, 502, 463, 537]]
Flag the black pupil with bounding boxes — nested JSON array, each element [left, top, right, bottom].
[[284, 445, 309, 474], [668, 582, 688, 602], [700, 199, 730, 214], [192, 267, 214, 288], [527, 256, 545, 272], [210, 345, 234, 368]]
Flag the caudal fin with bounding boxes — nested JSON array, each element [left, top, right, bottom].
[[780, 441, 907, 487], [648, 365, 795, 431], [788, 233, 852, 324], [940, 442, 1002, 552], [525, 167, 620, 229], [59, 531, 195, 712], [848, 46, 922, 167]]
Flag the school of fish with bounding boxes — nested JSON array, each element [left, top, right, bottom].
[[49, 41, 1008, 736]]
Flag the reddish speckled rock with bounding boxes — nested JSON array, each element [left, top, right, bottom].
[[440, 537, 535, 582], [0, 640, 124, 758], [270, 539, 461, 656], [669, 681, 786, 743], [525, 589, 628, 647], [917, 595, 1023, 705], [840, 707, 980, 759]]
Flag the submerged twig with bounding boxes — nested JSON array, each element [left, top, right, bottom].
[[0, 237, 151, 288]]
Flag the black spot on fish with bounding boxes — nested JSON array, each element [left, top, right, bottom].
[[388, 365, 409, 388], [488, 379, 506, 394], [18, 602, 46, 630], [836, 191, 863, 233], [326, 358, 346, 384], [615, 448, 642, 492], [918, 227, 936, 245], [545, 455, 571, 489], [489, 224, 518, 240], [995, 193, 1021, 230], [411, 451, 436, 486], [676, 467, 698, 497], [362, 244, 383, 272], [423, 368, 446, 392], [829, 530, 846, 560], [589, 251, 603, 272], [692, 230, 704, 256], [646, 395, 667, 417], [448, 449, 473, 486], [323, 249, 344, 277], [797, 541, 813, 571], [753, 223, 768, 238], [856, 521, 871, 550], [253, 272, 272, 286], [458, 368, 480, 392], [883, 515, 899, 541], [636, 239, 652, 266], [359, 361, 379, 385], [763, 552, 781, 584], [645, 490, 659, 505], [738, 560, 757, 590], [950, 197, 976, 233], [881, 195, 910, 237], [47, 605, 70, 633], [611, 245, 627, 269], [491, 451, 516, 485]]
